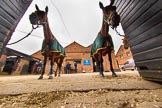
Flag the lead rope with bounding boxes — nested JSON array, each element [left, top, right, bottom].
[[110, 26, 125, 37], [7, 25, 39, 45], [115, 28, 125, 37]]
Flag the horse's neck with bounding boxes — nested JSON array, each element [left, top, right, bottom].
[[99, 19, 109, 36], [43, 20, 55, 41]]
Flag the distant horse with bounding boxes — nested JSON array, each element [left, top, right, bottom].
[[91, 1, 120, 77], [29, 5, 66, 79]]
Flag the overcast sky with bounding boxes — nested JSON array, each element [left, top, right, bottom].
[[7, 0, 124, 55]]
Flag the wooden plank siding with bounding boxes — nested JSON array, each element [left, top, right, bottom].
[[114, 0, 162, 81], [0, 0, 33, 55]]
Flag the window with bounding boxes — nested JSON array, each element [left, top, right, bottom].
[[126, 52, 131, 57]]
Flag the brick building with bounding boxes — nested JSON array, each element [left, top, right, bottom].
[[0, 48, 39, 75], [64, 42, 120, 73], [64, 42, 92, 73], [32, 41, 120, 74], [115, 45, 133, 69], [0, 54, 7, 72]]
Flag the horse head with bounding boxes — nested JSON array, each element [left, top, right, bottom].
[[99, 1, 120, 29], [29, 5, 48, 26]]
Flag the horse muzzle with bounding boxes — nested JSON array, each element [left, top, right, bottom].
[[29, 12, 38, 25]]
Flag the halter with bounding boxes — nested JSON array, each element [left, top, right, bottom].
[[104, 11, 115, 24], [29, 12, 47, 26], [38, 20, 47, 25]]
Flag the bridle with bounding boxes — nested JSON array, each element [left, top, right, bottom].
[[7, 12, 47, 45], [103, 11, 115, 25], [29, 12, 47, 26], [103, 11, 125, 37]]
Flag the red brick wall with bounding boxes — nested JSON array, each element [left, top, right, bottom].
[[115, 45, 133, 68], [0, 55, 7, 62], [0, 55, 7, 72], [14, 59, 29, 75]]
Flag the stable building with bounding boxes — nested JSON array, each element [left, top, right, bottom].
[[64, 41, 92, 73], [0, 47, 40, 75], [32, 41, 120, 74], [115, 45, 133, 68], [64, 41, 120, 73]]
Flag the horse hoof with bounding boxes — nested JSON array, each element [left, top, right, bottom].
[[100, 74, 104, 77], [112, 74, 117, 77], [48, 76, 53, 79], [58, 74, 60, 77], [54, 74, 57, 77], [38, 76, 43, 80]]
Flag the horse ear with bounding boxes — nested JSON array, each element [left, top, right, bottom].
[[35, 4, 40, 11], [110, 0, 115, 6], [99, 2, 104, 10], [45, 6, 48, 13]]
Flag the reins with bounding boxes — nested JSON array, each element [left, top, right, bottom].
[[7, 25, 39, 45]]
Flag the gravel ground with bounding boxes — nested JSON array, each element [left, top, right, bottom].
[[0, 71, 162, 108]]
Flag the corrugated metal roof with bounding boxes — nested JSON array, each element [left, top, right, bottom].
[[0, 0, 33, 55]]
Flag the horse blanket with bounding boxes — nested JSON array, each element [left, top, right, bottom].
[[91, 34, 114, 57], [41, 39, 66, 56]]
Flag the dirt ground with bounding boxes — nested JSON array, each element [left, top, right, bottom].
[[0, 71, 162, 108]]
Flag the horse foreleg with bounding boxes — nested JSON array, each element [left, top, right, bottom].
[[98, 53, 104, 77], [38, 56, 47, 79], [48, 54, 54, 79], [108, 50, 117, 77]]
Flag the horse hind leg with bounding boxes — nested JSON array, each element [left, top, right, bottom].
[[57, 63, 62, 77], [58, 66, 61, 77], [55, 66, 58, 77], [48, 55, 54, 79], [48, 64, 54, 79], [58, 58, 64, 77]]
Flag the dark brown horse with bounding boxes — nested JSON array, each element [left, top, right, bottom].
[[91, 1, 120, 77], [29, 5, 66, 79]]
